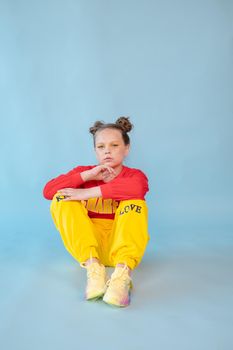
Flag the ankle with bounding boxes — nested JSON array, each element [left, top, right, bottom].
[[85, 257, 100, 266], [116, 263, 132, 276]]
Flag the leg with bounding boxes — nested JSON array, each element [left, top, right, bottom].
[[50, 192, 100, 263], [103, 200, 150, 307], [50, 194, 109, 300], [107, 199, 150, 270]]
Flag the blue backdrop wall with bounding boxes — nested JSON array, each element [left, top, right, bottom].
[[1, 1, 233, 349], [1, 0, 232, 250]]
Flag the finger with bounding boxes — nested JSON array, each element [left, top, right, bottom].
[[103, 175, 113, 181], [62, 197, 72, 201], [102, 170, 108, 176], [58, 191, 67, 196], [107, 166, 116, 174], [60, 188, 75, 194], [101, 165, 109, 171], [103, 166, 115, 174], [57, 188, 71, 194]]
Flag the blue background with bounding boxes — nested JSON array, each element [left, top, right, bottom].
[[1, 1, 232, 349]]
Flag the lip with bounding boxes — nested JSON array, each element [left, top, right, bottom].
[[104, 157, 113, 161]]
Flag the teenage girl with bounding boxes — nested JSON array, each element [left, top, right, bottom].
[[43, 116, 150, 307]]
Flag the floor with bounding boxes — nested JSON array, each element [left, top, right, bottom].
[[1, 222, 232, 350]]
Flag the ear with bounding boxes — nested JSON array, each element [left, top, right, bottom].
[[124, 144, 130, 157]]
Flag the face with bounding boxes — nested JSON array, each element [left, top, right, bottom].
[[94, 128, 130, 168]]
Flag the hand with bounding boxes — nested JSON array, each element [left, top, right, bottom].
[[57, 186, 102, 201], [101, 169, 116, 183], [86, 164, 117, 182], [56, 188, 88, 201]]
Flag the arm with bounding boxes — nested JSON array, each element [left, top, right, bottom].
[[58, 186, 102, 201], [99, 170, 149, 200], [54, 169, 149, 201], [43, 164, 117, 200], [42, 166, 93, 200]]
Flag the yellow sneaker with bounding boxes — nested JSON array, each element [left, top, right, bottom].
[[103, 265, 133, 307], [80, 261, 108, 300]]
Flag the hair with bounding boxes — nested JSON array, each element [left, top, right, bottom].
[[89, 116, 134, 147]]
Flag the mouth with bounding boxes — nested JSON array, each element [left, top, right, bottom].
[[104, 157, 113, 161]]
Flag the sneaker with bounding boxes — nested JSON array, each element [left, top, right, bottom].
[[103, 265, 133, 307], [80, 261, 108, 300]]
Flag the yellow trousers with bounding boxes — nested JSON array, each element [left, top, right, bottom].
[[50, 192, 150, 270]]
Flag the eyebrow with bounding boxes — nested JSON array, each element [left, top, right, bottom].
[[96, 141, 120, 145]]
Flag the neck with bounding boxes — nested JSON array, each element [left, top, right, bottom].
[[113, 164, 124, 176]]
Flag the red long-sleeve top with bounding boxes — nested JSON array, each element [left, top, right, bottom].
[[43, 165, 149, 220]]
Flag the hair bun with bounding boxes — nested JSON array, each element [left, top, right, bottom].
[[115, 116, 133, 133], [89, 120, 105, 135]]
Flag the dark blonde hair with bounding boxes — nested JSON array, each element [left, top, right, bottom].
[[89, 116, 134, 147]]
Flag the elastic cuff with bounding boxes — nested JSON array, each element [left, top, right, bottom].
[[80, 246, 99, 264], [114, 257, 138, 270]]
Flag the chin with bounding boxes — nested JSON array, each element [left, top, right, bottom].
[[103, 160, 114, 165]]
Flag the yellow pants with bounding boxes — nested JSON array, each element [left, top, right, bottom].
[[50, 192, 150, 270]]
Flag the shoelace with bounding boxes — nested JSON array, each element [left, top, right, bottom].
[[106, 264, 132, 289], [80, 261, 105, 280], [80, 249, 105, 280]]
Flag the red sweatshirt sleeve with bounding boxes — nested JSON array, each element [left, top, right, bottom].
[[42, 165, 92, 200], [99, 169, 149, 200]]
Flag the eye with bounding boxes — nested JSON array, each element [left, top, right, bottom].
[[113, 144, 118, 147], [97, 145, 104, 148]]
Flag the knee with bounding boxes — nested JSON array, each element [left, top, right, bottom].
[[117, 199, 148, 216], [50, 192, 63, 208], [50, 192, 60, 213], [50, 192, 84, 213], [51, 192, 60, 200]]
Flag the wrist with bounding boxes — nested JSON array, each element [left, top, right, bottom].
[[80, 170, 91, 182], [83, 186, 102, 199]]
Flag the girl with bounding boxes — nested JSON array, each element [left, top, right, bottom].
[[43, 116, 150, 307]]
